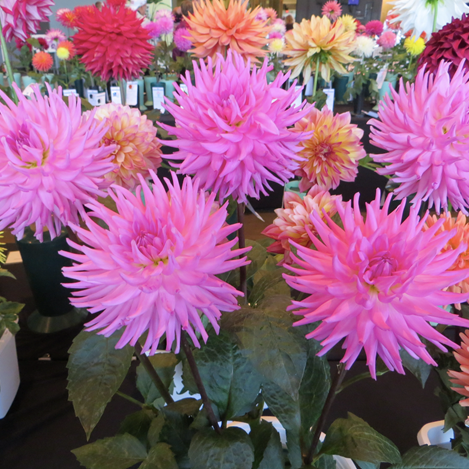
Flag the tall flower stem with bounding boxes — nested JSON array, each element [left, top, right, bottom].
[[0, 22, 18, 104], [304, 363, 347, 466], [237, 203, 247, 303], [181, 332, 222, 434], [134, 341, 174, 405], [432, 2, 438, 33], [312, 54, 321, 99]]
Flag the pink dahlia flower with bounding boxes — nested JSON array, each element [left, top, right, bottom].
[[365, 20, 384, 36], [61, 172, 249, 354], [144, 21, 162, 39], [269, 31, 283, 40], [369, 61, 469, 214], [284, 191, 469, 378], [45, 28, 67, 49], [448, 330, 469, 406], [174, 27, 192, 52], [377, 31, 397, 50], [0, 0, 54, 42], [322, 0, 342, 22], [262, 185, 343, 264], [160, 51, 310, 203], [0, 85, 116, 241], [154, 15, 174, 35]]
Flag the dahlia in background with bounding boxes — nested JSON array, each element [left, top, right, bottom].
[[271, 18, 286, 35], [160, 51, 310, 203], [404, 36, 426, 55], [62, 173, 249, 354], [154, 8, 173, 21], [0, 85, 116, 242], [0, 0, 53, 42], [293, 107, 366, 192], [322, 0, 341, 22], [269, 38, 284, 54], [269, 31, 283, 40], [56, 40, 76, 61], [153, 14, 174, 35], [340, 14, 357, 32], [448, 330, 469, 406], [262, 186, 343, 264], [390, 0, 469, 39], [377, 31, 397, 50], [284, 192, 469, 378], [73, 5, 97, 26], [353, 35, 375, 58], [32, 51, 53, 71], [89, 104, 162, 190], [283, 15, 356, 82], [264, 7, 277, 21], [418, 14, 469, 77], [174, 27, 192, 51], [186, 0, 270, 63], [365, 20, 383, 37], [45, 29, 67, 50], [369, 61, 469, 213], [144, 21, 162, 39], [73, 2, 153, 81], [255, 7, 267, 22], [424, 212, 469, 309], [56, 8, 77, 28]]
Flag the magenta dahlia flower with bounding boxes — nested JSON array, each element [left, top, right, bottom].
[[369, 61, 469, 214], [284, 191, 469, 378], [365, 20, 384, 37], [174, 27, 192, 52], [61, 172, 249, 354], [160, 51, 310, 203], [0, 0, 54, 42], [144, 21, 162, 39], [154, 15, 174, 35], [377, 31, 397, 50], [0, 85, 116, 241]]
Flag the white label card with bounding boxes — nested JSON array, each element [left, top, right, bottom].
[[152, 86, 165, 112], [376, 64, 389, 90], [89, 92, 106, 107], [179, 83, 188, 94], [63, 89, 79, 97], [323, 88, 335, 112], [110, 86, 122, 104], [292, 85, 303, 108], [126, 81, 139, 106]]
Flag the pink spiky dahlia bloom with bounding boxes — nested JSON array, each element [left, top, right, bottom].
[[0, 85, 116, 241], [369, 61, 469, 214], [284, 191, 469, 378], [160, 51, 310, 203], [448, 330, 469, 406], [0, 0, 53, 42], [322, 0, 342, 22], [61, 173, 249, 353]]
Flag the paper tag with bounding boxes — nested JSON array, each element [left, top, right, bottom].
[[110, 86, 122, 104], [152, 86, 165, 112], [86, 89, 98, 100], [179, 83, 188, 94], [89, 92, 106, 106], [376, 64, 389, 90], [304, 77, 314, 96], [292, 85, 303, 108], [323, 88, 335, 112], [63, 89, 79, 97], [23, 84, 36, 97], [126, 81, 139, 106]]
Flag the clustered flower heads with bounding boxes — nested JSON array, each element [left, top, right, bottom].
[[369, 61, 469, 214], [0, 0, 54, 42], [89, 103, 162, 190], [0, 85, 116, 241], [32, 51, 53, 72], [160, 51, 310, 204], [284, 191, 469, 378], [61, 173, 249, 354], [73, 2, 153, 81], [186, 0, 270, 63], [293, 107, 366, 192], [418, 14, 469, 77], [448, 330, 469, 406]]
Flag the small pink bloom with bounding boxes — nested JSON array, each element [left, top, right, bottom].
[[365, 20, 384, 36], [448, 330, 469, 406], [174, 27, 192, 51], [377, 31, 397, 50], [154, 15, 174, 35], [322, 0, 342, 21]]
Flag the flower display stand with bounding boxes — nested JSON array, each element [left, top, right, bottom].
[[0, 329, 19, 418]]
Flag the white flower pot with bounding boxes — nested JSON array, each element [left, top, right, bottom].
[[0, 329, 20, 418], [417, 421, 454, 449]]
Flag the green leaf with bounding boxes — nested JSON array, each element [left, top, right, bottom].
[[400, 350, 432, 388], [321, 413, 401, 464], [390, 445, 469, 469], [72, 434, 147, 469], [355, 461, 379, 469], [0, 268, 16, 279], [165, 398, 201, 416], [249, 420, 285, 469], [315, 454, 337, 469], [248, 269, 289, 307], [67, 330, 134, 439], [140, 443, 178, 469], [444, 404, 466, 432], [118, 410, 154, 445], [188, 427, 255, 469], [0, 300, 24, 316], [148, 414, 165, 446], [136, 352, 178, 406]]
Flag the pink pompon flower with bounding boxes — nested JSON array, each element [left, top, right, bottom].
[[377, 31, 397, 50], [154, 8, 173, 20], [61, 172, 250, 354], [160, 51, 311, 204], [45, 29, 67, 49], [448, 330, 469, 406], [269, 31, 283, 40], [155, 15, 174, 34], [32, 51, 53, 71], [365, 20, 384, 36], [262, 186, 343, 264], [0, 85, 116, 242], [369, 61, 469, 214], [144, 21, 162, 39], [322, 0, 342, 21], [284, 191, 469, 378], [0, 0, 54, 42], [174, 27, 192, 52]]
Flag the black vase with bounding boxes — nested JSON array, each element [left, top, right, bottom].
[[74, 79, 85, 98], [353, 89, 365, 116], [16, 229, 87, 333]]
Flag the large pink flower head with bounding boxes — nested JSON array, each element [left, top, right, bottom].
[[322, 0, 341, 21], [0, 85, 116, 242], [0, 0, 54, 42], [61, 172, 249, 354], [284, 191, 469, 378], [160, 51, 310, 204], [369, 61, 469, 214]]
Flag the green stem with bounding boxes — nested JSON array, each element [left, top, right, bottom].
[[336, 369, 388, 394], [0, 22, 18, 104], [237, 203, 247, 304], [312, 54, 321, 99], [432, 3, 438, 33], [116, 390, 145, 408]]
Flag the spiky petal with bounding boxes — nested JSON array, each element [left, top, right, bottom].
[[160, 51, 311, 204], [322, 1, 342, 22], [61, 172, 250, 354], [56, 8, 77, 28], [0, 85, 116, 241], [448, 330, 469, 406], [32, 51, 53, 72], [284, 191, 469, 378]]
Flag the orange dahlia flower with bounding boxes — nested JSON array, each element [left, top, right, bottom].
[[32, 51, 53, 72], [283, 15, 356, 82], [448, 330, 469, 406], [186, 0, 270, 63], [56, 40, 76, 61], [293, 107, 366, 192], [424, 212, 469, 309]]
